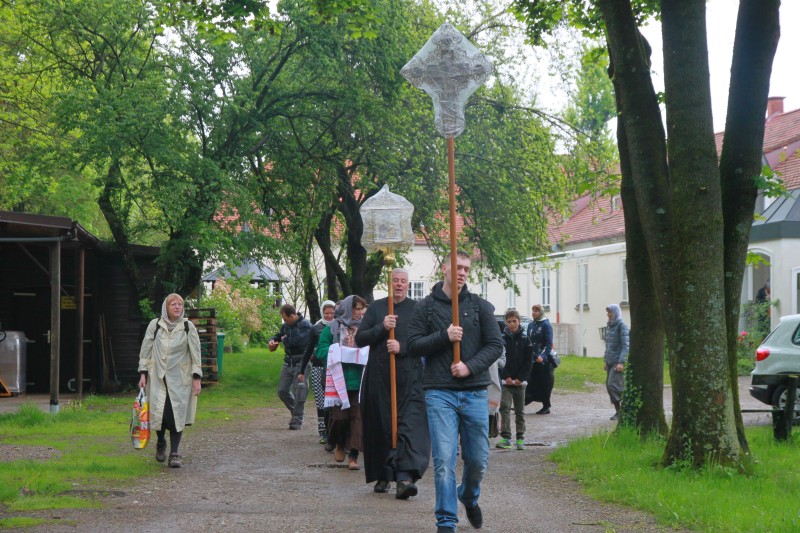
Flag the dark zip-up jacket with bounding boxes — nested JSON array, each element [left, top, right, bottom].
[[270, 314, 313, 361], [407, 281, 503, 391], [501, 326, 534, 382]]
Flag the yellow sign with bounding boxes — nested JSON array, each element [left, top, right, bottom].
[[61, 296, 76, 310]]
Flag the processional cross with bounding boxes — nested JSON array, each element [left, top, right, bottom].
[[401, 23, 492, 363]]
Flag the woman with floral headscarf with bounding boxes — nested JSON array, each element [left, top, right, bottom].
[[137, 294, 202, 467], [315, 295, 367, 470]]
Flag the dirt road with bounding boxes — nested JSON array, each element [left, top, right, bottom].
[[2, 378, 767, 532]]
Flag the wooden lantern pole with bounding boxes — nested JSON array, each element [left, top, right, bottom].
[[447, 137, 460, 364], [384, 254, 399, 448]]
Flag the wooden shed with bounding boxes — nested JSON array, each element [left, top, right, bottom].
[[0, 210, 158, 409]]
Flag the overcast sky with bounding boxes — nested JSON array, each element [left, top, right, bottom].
[[640, 0, 799, 132]]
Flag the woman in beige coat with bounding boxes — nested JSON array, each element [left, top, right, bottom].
[[137, 294, 202, 467]]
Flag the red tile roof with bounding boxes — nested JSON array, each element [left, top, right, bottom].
[[714, 105, 800, 192], [548, 194, 626, 247], [553, 103, 800, 248], [763, 107, 800, 153]]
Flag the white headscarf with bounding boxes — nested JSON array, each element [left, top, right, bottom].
[[161, 293, 185, 331], [319, 300, 336, 326]]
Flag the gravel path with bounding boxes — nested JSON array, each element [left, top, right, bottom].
[[1, 378, 768, 532]]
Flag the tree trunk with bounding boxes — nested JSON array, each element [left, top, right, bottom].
[[719, 0, 781, 454], [150, 229, 203, 304], [300, 236, 321, 322], [97, 159, 143, 296], [600, 0, 743, 466], [615, 85, 667, 436], [656, 0, 740, 467]]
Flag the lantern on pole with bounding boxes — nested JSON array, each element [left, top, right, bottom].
[[401, 22, 492, 364], [360, 184, 415, 448]]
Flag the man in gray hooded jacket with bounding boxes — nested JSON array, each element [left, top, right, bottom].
[[603, 303, 629, 421]]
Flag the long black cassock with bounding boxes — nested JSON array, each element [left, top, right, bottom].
[[355, 296, 430, 483]]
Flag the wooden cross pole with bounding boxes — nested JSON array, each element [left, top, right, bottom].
[[385, 257, 399, 448], [401, 23, 493, 364]]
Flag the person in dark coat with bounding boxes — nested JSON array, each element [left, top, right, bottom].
[[526, 304, 555, 414], [268, 304, 313, 430], [496, 308, 533, 450], [356, 268, 430, 499], [407, 251, 503, 533], [604, 303, 629, 420]]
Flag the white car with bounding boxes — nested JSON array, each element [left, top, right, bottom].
[[749, 314, 800, 408]]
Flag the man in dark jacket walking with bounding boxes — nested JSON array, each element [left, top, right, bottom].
[[268, 304, 313, 429], [408, 251, 503, 533]]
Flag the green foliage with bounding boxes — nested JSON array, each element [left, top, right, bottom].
[[736, 301, 775, 375], [552, 425, 800, 531], [138, 299, 157, 322], [193, 278, 281, 351]]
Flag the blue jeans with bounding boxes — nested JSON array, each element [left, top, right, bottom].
[[426, 388, 489, 530]]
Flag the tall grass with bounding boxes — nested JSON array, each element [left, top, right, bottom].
[[552, 425, 800, 531]]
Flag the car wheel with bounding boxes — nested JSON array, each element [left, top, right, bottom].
[[771, 384, 800, 412]]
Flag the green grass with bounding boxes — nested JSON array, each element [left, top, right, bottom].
[[551, 425, 800, 532], [0, 347, 285, 526], [555, 355, 608, 392], [556, 354, 672, 391]]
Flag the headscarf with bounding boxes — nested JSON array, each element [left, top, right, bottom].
[[161, 293, 185, 331], [328, 295, 362, 344], [606, 303, 622, 324], [319, 300, 336, 326]]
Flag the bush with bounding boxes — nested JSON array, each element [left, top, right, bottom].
[[190, 278, 282, 351], [737, 301, 773, 375]]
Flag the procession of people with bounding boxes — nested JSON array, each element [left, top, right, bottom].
[[136, 258, 581, 532], [266, 255, 568, 532]]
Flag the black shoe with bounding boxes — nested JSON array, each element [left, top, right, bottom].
[[324, 441, 335, 452], [463, 502, 483, 528], [395, 480, 418, 500], [437, 527, 454, 533], [535, 407, 550, 415], [374, 480, 390, 493], [155, 441, 167, 463], [168, 452, 181, 468]]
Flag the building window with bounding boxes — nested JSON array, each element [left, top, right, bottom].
[[480, 279, 488, 300], [409, 281, 426, 300], [540, 269, 551, 307], [506, 275, 517, 309], [621, 258, 629, 303], [612, 195, 622, 211], [577, 262, 589, 307]]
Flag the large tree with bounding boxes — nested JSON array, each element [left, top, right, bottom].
[[244, 0, 569, 313], [513, 0, 781, 466]]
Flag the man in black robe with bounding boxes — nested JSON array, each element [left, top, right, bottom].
[[356, 268, 430, 499]]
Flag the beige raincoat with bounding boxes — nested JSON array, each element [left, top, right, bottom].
[[137, 317, 202, 432]]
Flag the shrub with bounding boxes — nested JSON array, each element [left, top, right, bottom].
[[190, 278, 282, 351]]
